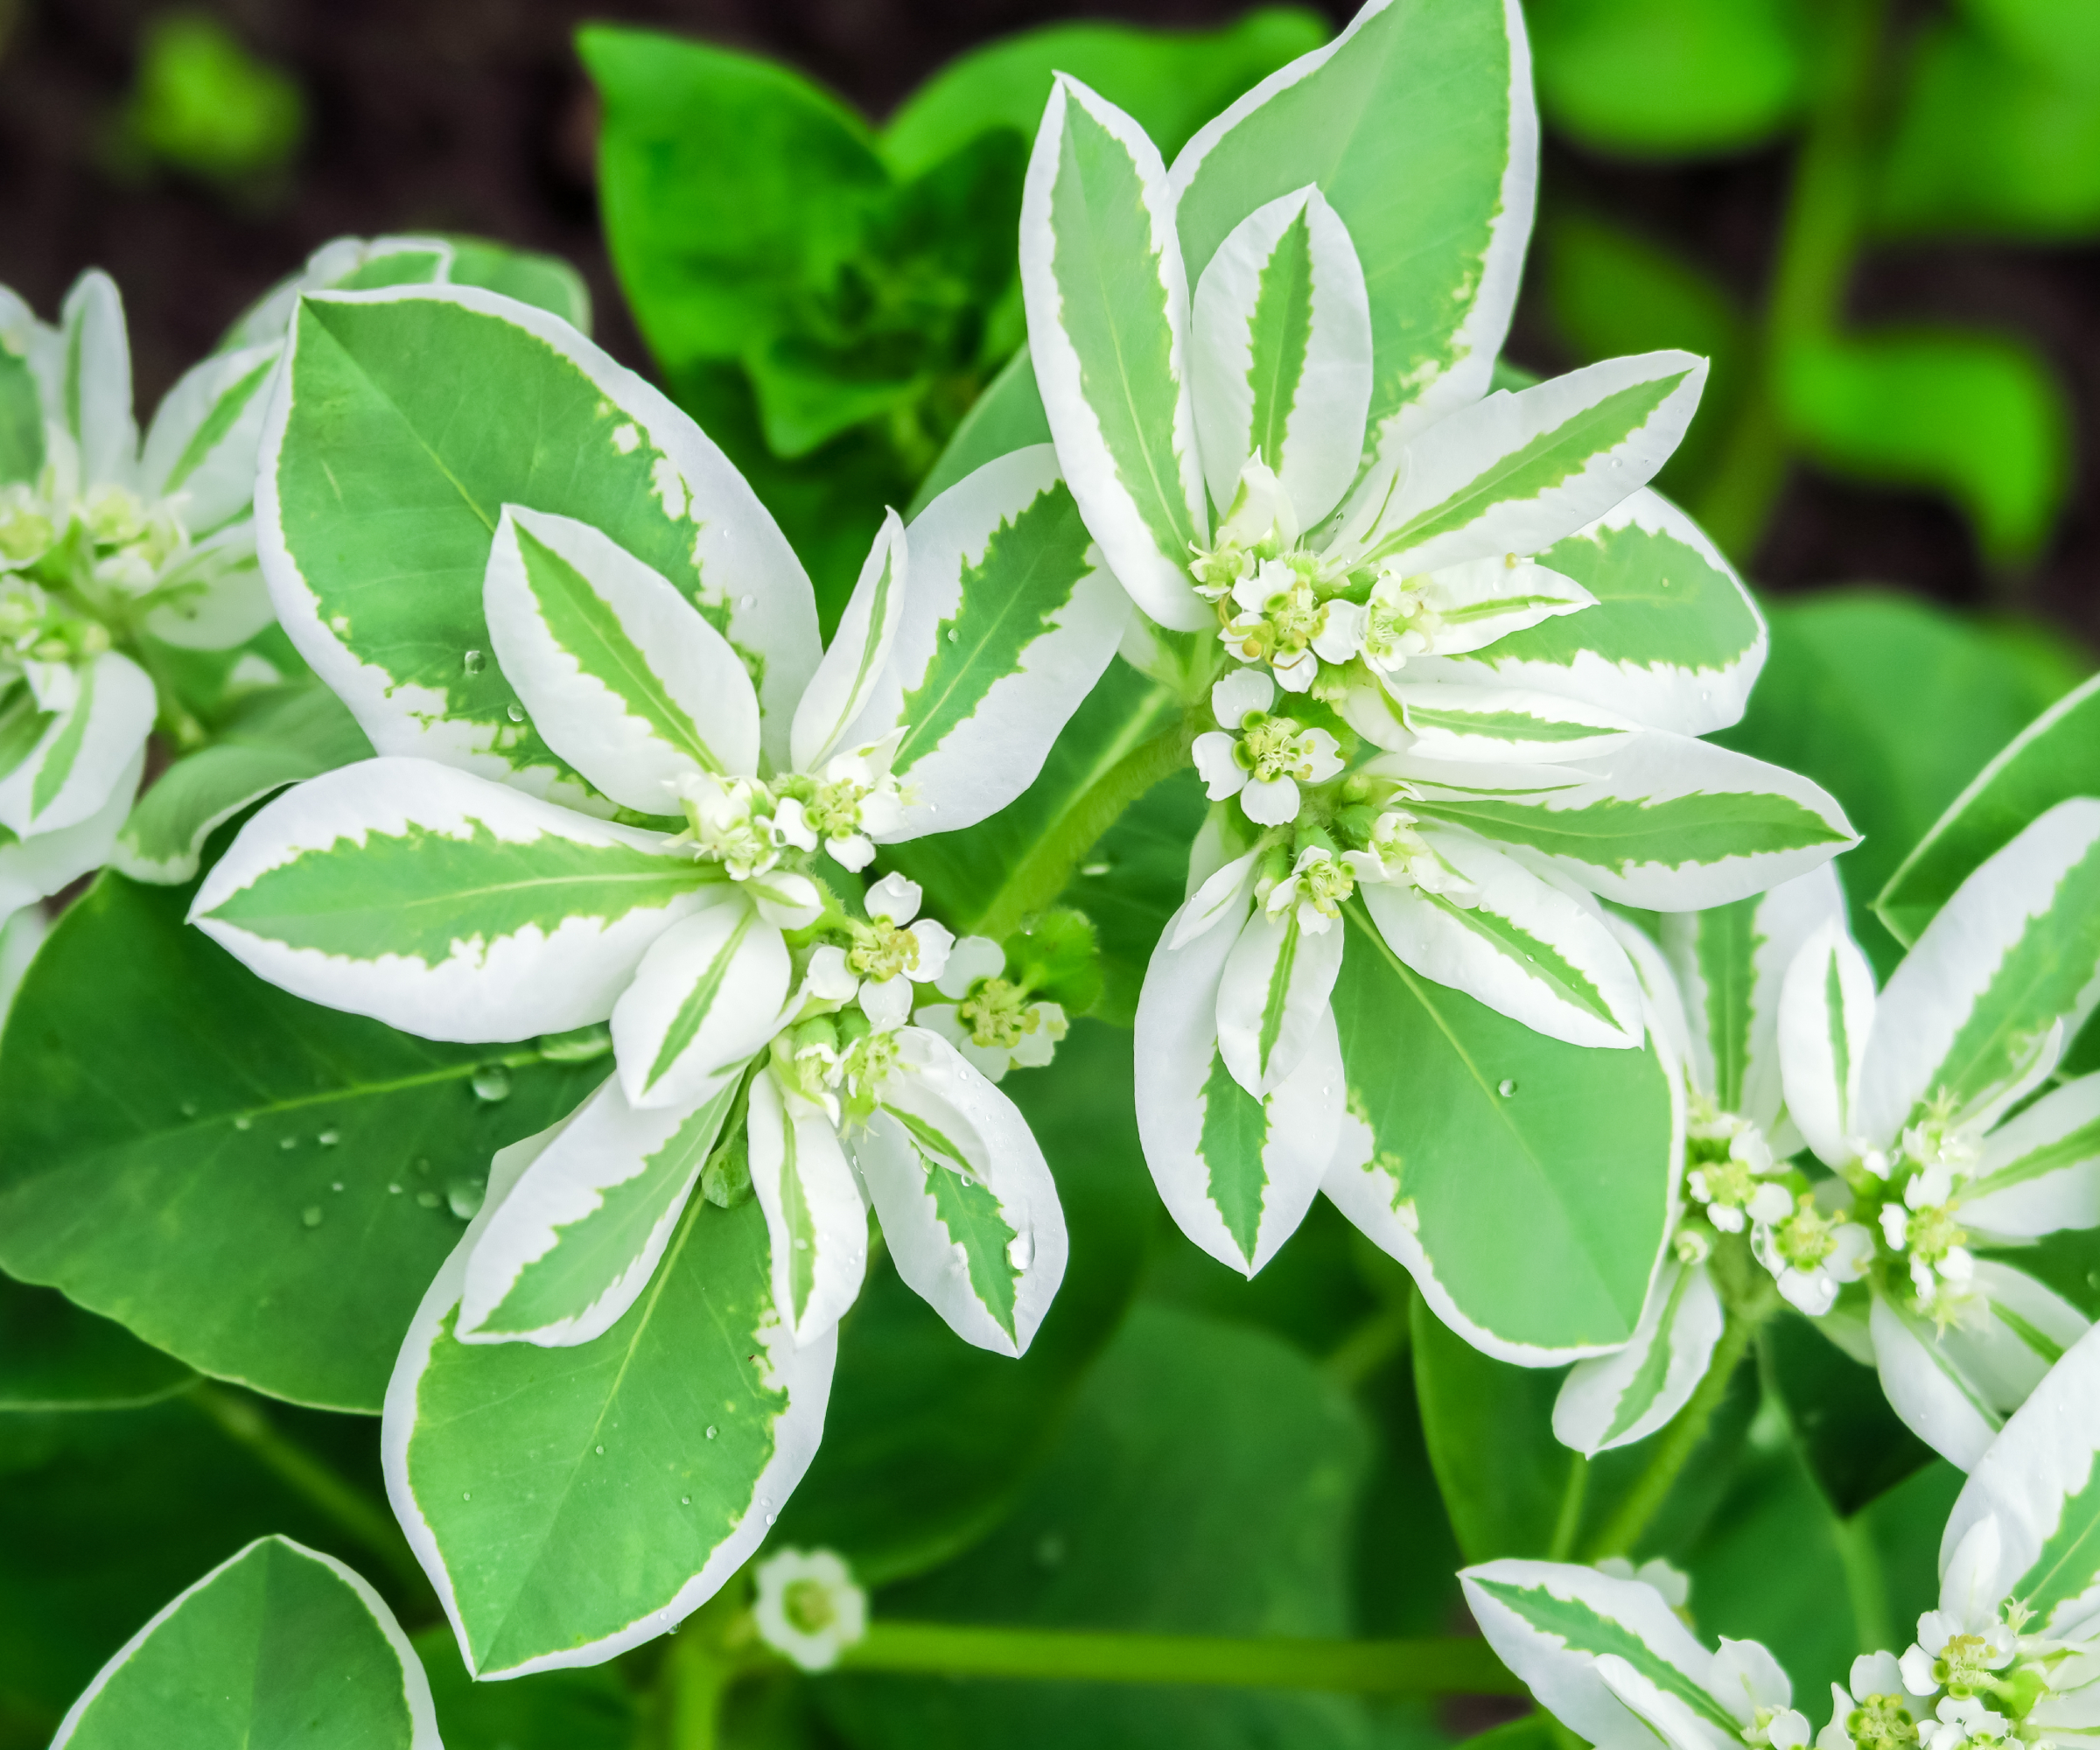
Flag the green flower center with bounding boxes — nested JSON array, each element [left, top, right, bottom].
[[1936, 1634, 2001, 1696], [958, 977, 1036, 1051], [1846, 1695, 1918, 1750], [1774, 1197, 1842, 1270], [1902, 1202, 1969, 1266], [802, 776, 869, 839], [1237, 715, 1313, 783], [783, 1578, 836, 1634], [848, 920, 920, 984]]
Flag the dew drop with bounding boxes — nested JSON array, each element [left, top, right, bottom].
[[766, 1511, 777, 1525], [446, 1176, 486, 1221], [794, 1236, 809, 1250], [463, 648, 486, 676], [279, 1136, 297, 1151], [178, 1099, 198, 1118], [332, 1181, 344, 1193], [462, 1491, 472, 1502], [234, 1115, 252, 1131], [471, 1064, 513, 1102], [1498, 1079, 1517, 1097], [506, 704, 526, 723], [318, 1128, 341, 1147], [416, 1189, 442, 1209], [300, 1205, 324, 1228], [681, 1495, 691, 1506], [739, 593, 755, 609], [705, 1424, 718, 1440], [1079, 861, 1111, 878], [595, 1444, 606, 1456], [388, 1183, 402, 1194], [1006, 1233, 1034, 1270]]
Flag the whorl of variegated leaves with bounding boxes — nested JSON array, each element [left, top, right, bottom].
[[1019, 0, 1855, 1354], [50, 1537, 440, 1750]]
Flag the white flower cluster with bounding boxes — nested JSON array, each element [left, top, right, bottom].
[[672, 732, 909, 878], [914, 933, 1069, 1083]]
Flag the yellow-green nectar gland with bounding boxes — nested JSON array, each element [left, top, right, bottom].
[[793, 774, 870, 841], [1238, 715, 1323, 784], [1846, 1697, 1919, 1750], [0, 493, 53, 565], [847, 920, 920, 985], [1934, 1635, 2007, 1698], [1772, 1195, 1846, 1271], [958, 977, 1040, 1052], [1900, 1201, 1970, 1270]]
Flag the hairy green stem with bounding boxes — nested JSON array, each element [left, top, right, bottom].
[[970, 717, 1197, 944], [836, 1625, 1522, 1694], [1688, 0, 1888, 559], [188, 1382, 430, 1601], [1583, 1308, 1760, 1562]]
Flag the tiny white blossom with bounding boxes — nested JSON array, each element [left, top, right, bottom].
[[1190, 668, 1341, 827], [917, 932, 1068, 1081], [752, 1547, 867, 1672], [1340, 808, 1478, 905], [1751, 1189, 1873, 1315], [1263, 844, 1355, 934], [1360, 567, 1446, 676]]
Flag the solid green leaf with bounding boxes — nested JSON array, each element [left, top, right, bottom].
[[1715, 590, 2086, 972], [52, 1536, 433, 1749], [1329, 909, 1673, 1354], [0, 1277, 195, 1412], [818, 1305, 1404, 1750], [0, 873, 609, 1410], [1527, 0, 1811, 157], [411, 1625, 634, 1750], [1779, 328, 2071, 564], [441, 238, 592, 333]]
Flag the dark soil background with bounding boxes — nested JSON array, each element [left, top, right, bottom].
[[3, 0, 2095, 649]]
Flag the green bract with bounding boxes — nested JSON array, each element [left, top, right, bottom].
[[1015, 0, 1854, 1355]]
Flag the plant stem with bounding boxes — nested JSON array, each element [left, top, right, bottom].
[[1834, 1508, 1893, 1659], [1688, 0, 1889, 560], [1547, 1454, 1590, 1563], [1324, 1296, 1415, 1390], [970, 717, 1196, 943], [189, 1382, 429, 1602], [663, 1635, 737, 1750], [836, 1625, 1522, 1695], [1582, 1308, 1760, 1562]]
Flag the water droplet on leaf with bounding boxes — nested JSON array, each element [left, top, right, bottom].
[[471, 1064, 512, 1102], [506, 704, 525, 723], [234, 1115, 251, 1130], [178, 1100, 198, 1118], [463, 648, 486, 675], [1006, 1234, 1034, 1270], [279, 1136, 297, 1151], [416, 1190, 442, 1209], [705, 1425, 718, 1440], [446, 1177, 486, 1220], [300, 1206, 324, 1228], [318, 1129, 340, 1146], [1498, 1079, 1517, 1097], [595, 1444, 606, 1455]]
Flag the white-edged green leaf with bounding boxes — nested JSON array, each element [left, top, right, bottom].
[[1602, 907, 1695, 1081], [1365, 833, 1642, 1049], [1383, 678, 1638, 765], [1939, 1321, 2100, 1628], [1189, 183, 1372, 523], [1554, 1257, 1724, 1456], [1133, 887, 1340, 1275], [220, 234, 458, 352], [1593, 1656, 1742, 1750], [385, 1118, 834, 1677], [1775, 914, 1878, 1167], [485, 505, 761, 812], [1410, 555, 1601, 661], [139, 340, 280, 535], [190, 755, 708, 1043], [1870, 1292, 2004, 1473], [1216, 901, 1345, 1096], [845, 446, 1125, 837], [1859, 799, 2100, 1145], [1020, 76, 1208, 633], [1382, 732, 1856, 910], [610, 895, 786, 1110], [1323, 904, 1678, 1362], [1665, 864, 1844, 1129], [139, 519, 276, 650], [1415, 490, 1766, 739], [1941, 1263, 2089, 1418], [1964, 1072, 2100, 1238], [1171, 0, 1536, 481], [1348, 351, 1706, 578], [747, 1072, 869, 1348], [52, 1536, 438, 1749], [0, 651, 155, 840], [257, 284, 819, 802], [46, 270, 136, 488], [1460, 1559, 1726, 1750], [792, 508, 907, 773], [116, 683, 372, 884], [458, 1070, 739, 1348], [857, 1029, 1069, 1358], [0, 751, 143, 914]]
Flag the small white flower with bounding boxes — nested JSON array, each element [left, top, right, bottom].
[[830, 873, 953, 1032], [1921, 1695, 2014, 1750], [920, 932, 1065, 1080], [752, 1547, 867, 1672], [675, 772, 784, 880], [1340, 808, 1479, 906], [934, 934, 1005, 1000], [788, 734, 908, 872], [1751, 1191, 1873, 1316], [1192, 668, 1340, 827], [1360, 567, 1445, 676], [1264, 844, 1356, 934], [1219, 555, 1356, 692]]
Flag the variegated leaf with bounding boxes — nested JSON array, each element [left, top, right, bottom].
[[1215, 900, 1347, 1096], [51, 1537, 438, 1750], [844, 446, 1125, 837], [1554, 1257, 1724, 1455], [139, 340, 281, 536], [484, 506, 761, 813], [1171, 0, 1536, 480], [1964, 1072, 2100, 1238], [1776, 915, 1878, 1167], [1938, 1320, 2100, 1628], [1133, 886, 1340, 1275], [0, 650, 156, 840], [1460, 1560, 1726, 1750], [1382, 733, 1855, 910], [1412, 489, 1765, 739], [790, 508, 907, 773], [746, 1073, 869, 1348], [46, 270, 136, 488], [1663, 864, 1844, 1127], [1348, 352, 1707, 578], [1871, 1293, 2004, 1473], [610, 896, 786, 1111], [385, 1119, 833, 1676], [1020, 76, 1208, 631], [458, 1071, 739, 1347], [1859, 800, 2100, 1144], [190, 756, 710, 1043], [857, 1029, 1069, 1357], [258, 285, 819, 803], [1363, 833, 1642, 1050], [0, 751, 144, 914], [1370, 678, 1637, 765], [1188, 184, 1372, 522]]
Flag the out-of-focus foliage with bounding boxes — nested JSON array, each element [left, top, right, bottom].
[[582, 10, 1327, 620], [119, 11, 305, 186]]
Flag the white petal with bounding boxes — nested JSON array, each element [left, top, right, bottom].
[[1554, 1258, 1724, 1455], [1192, 730, 1250, 800], [1870, 1293, 2001, 1472], [859, 974, 913, 1032], [746, 1074, 868, 1348], [791, 508, 907, 773], [864, 872, 920, 924], [1776, 916, 1879, 1166], [610, 896, 787, 1110], [1212, 665, 1277, 724], [907, 919, 954, 984], [1169, 848, 1260, 949], [1240, 774, 1300, 826], [1215, 903, 1345, 1095], [0, 650, 158, 839], [936, 934, 1004, 1000]]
